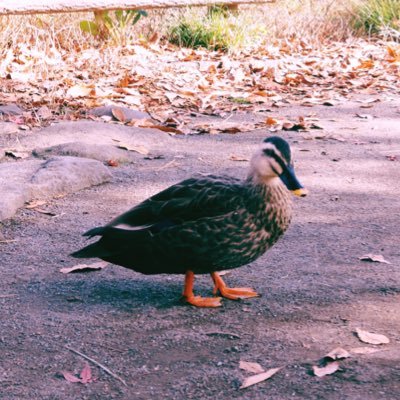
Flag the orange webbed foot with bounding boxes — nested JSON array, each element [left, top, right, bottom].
[[182, 270, 223, 308], [183, 295, 222, 308], [211, 272, 260, 300]]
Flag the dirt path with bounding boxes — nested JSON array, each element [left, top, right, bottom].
[[1, 96, 399, 399]]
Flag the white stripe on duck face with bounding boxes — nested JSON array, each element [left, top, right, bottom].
[[250, 148, 283, 180]]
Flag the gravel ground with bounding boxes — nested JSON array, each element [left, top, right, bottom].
[[1, 97, 399, 399]]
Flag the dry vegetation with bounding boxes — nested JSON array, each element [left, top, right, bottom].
[[0, 0, 399, 125]]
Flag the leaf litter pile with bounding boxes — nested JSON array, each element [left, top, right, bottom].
[[1, 39, 400, 134]]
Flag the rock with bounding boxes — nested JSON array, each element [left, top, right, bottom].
[[0, 122, 19, 135], [0, 156, 112, 221], [0, 104, 24, 116], [0, 160, 40, 221], [33, 142, 138, 163], [30, 156, 112, 198], [22, 121, 173, 156], [89, 105, 151, 121]]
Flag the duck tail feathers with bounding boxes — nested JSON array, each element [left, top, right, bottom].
[[83, 226, 106, 237], [70, 240, 112, 259]]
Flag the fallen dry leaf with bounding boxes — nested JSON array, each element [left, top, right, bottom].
[[324, 347, 350, 361], [355, 113, 373, 119], [66, 84, 95, 98], [32, 208, 57, 216], [355, 328, 390, 345], [62, 362, 94, 384], [147, 124, 184, 135], [116, 143, 149, 155], [107, 159, 119, 167], [62, 371, 82, 383], [229, 155, 249, 162], [350, 347, 383, 355], [60, 261, 108, 274], [37, 105, 52, 119], [239, 361, 265, 374], [79, 362, 92, 384], [359, 254, 391, 264], [386, 155, 397, 161], [111, 107, 127, 123], [266, 117, 279, 126], [25, 200, 47, 209], [239, 367, 281, 389], [312, 361, 340, 377]]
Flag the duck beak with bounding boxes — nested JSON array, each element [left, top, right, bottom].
[[280, 166, 308, 197]]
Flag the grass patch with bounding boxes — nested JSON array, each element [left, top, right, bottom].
[[352, 0, 400, 37], [168, 8, 267, 51]]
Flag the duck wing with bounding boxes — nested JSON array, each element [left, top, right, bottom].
[[71, 175, 250, 263], [104, 175, 248, 232]]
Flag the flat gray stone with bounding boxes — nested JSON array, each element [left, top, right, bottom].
[[0, 160, 41, 220], [31, 156, 112, 198], [33, 142, 138, 163], [21, 121, 174, 158], [0, 104, 24, 116], [0, 122, 19, 135], [0, 156, 112, 221]]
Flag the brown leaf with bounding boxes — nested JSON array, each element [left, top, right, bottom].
[[80, 362, 92, 384], [229, 155, 249, 162], [239, 361, 265, 374], [283, 122, 307, 131], [312, 361, 340, 377], [324, 347, 350, 361], [62, 363, 94, 384], [356, 60, 374, 69], [117, 74, 130, 88], [107, 159, 119, 167], [32, 208, 57, 216], [386, 155, 397, 161], [66, 84, 95, 98], [116, 143, 149, 155], [62, 371, 82, 383], [147, 125, 184, 135], [266, 117, 279, 126], [355, 113, 372, 120], [25, 200, 47, 209], [350, 347, 382, 355], [359, 254, 391, 264], [111, 107, 127, 123], [355, 328, 390, 345], [239, 367, 281, 389], [60, 261, 108, 274], [37, 106, 52, 119]]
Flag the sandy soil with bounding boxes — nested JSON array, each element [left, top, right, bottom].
[[1, 97, 399, 399]]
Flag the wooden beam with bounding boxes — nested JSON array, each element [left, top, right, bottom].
[[0, 0, 275, 16]]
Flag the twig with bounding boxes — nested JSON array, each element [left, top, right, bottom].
[[0, 239, 17, 244], [0, 294, 17, 298], [65, 345, 127, 386], [154, 160, 180, 171], [205, 331, 241, 339]]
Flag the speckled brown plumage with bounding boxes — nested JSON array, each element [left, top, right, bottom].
[[71, 136, 306, 307], [72, 174, 292, 274]]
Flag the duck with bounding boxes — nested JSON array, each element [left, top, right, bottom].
[[71, 136, 307, 307]]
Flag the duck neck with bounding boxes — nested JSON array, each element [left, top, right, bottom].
[[246, 173, 291, 206]]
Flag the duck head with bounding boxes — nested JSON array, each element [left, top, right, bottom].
[[249, 136, 308, 197]]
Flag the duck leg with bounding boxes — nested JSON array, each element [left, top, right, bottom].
[[183, 271, 222, 307], [211, 272, 259, 300]]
